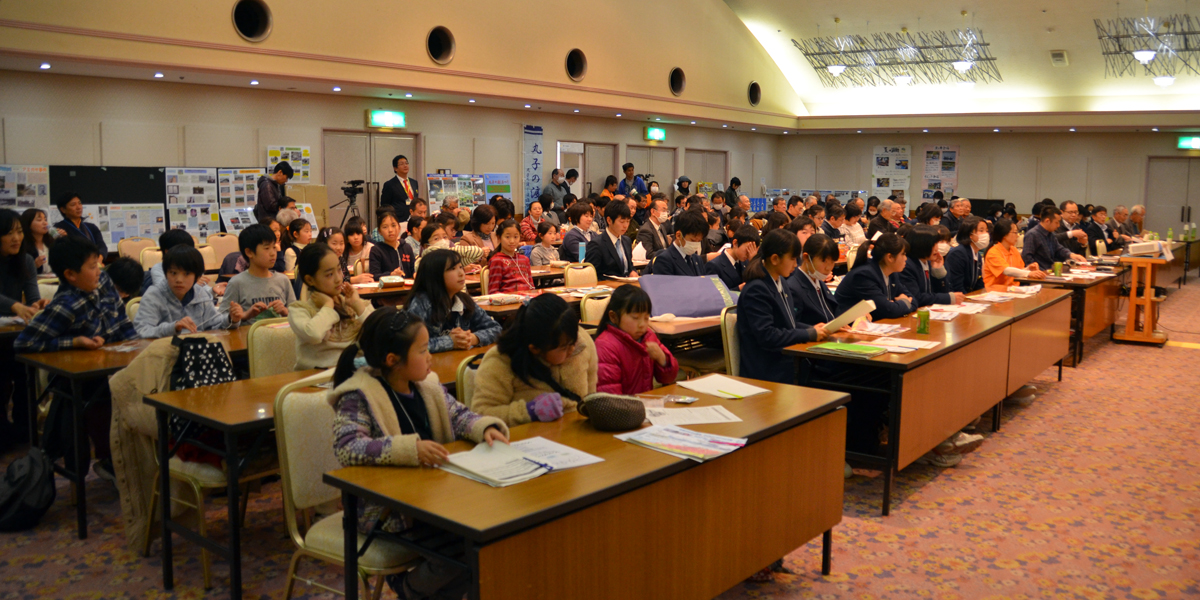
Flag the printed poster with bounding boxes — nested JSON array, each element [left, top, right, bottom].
[[219, 167, 265, 208], [295, 203, 319, 229], [266, 145, 311, 183], [871, 145, 911, 201], [923, 145, 959, 200], [522, 125, 544, 211], [169, 203, 219, 244], [799, 190, 868, 204], [100, 204, 167, 245], [0, 165, 50, 210], [483, 173, 512, 205], [220, 207, 257, 234], [166, 167, 218, 206], [426, 174, 485, 212]]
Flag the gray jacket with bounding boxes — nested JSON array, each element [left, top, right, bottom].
[[133, 281, 232, 339]]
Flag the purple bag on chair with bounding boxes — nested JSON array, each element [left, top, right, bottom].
[[637, 274, 737, 318]]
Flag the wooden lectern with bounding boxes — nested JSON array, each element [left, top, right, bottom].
[[1114, 254, 1168, 345]]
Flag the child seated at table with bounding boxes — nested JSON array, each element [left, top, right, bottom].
[[107, 257, 146, 304], [787, 233, 840, 327], [404, 249, 502, 353], [219, 224, 294, 323], [140, 228, 196, 295], [595, 284, 678, 395], [281, 217, 312, 276], [530, 221, 560, 266], [134, 246, 242, 338], [470, 294, 597, 426], [368, 211, 405, 280], [487, 219, 533, 294], [897, 225, 964, 308], [14, 236, 139, 482], [289, 243, 373, 369], [737, 229, 828, 385], [833, 232, 914, 320], [648, 209, 707, 277], [329, 307, 508, 600]]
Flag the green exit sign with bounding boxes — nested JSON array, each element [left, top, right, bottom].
[[644, 126, 666, 141], [1179, 136, 1200, 150], [368, 110, 406, 129]]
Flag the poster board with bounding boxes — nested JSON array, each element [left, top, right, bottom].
[[294, 203, 319, 229], [166, 167, 218, 206], [220, 207, 257, 234], [168, 203, 219, 243], [426, 174, 484, 211], [48, 203, 166, 244], [0, 165, 51, 210], [922, 146, 959, 200], [267, 145, 311, 183], [799, 190, 868, 204], [218, 167, 264, 207], [483, 173, 512, 205], [871, 146, 911, 201]]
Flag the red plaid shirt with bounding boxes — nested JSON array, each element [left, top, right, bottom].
[[487, 251, 534, 294]]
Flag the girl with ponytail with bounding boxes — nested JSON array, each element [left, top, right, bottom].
[[834, 232, 914, 320], [329, 306, 507, 597], [469, 293, 598, 426]]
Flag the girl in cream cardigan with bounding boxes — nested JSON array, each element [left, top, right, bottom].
[[288, 243, 373, 370]]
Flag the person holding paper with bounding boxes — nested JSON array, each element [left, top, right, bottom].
[[585, 200, 638, 280], [897, 225, 964, 307], [647, 210, 706, 277], [984, 219, 1045, 291], [329, 307, 507, 599], [471, 294, 597, 426], [787, 234, 844, 327], [834, 233, 914, 320], [736, 229, 828, 384], [944, 217, 989, 293], [595, 285, 679, 395]]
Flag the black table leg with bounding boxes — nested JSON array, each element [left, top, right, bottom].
[[25, 364, 38, 447], [70, 378, 87, 539], [465, 539, 482, 600], [157, 409, 174, 590], [992, 403, 1002, 432], [821, 529, 832, 575], [882, 371, 904, 516], [226, 430, 243, 600], [343, 490, 358, 600]]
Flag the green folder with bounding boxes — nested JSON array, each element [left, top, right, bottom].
[[808, 342, 888, 358]]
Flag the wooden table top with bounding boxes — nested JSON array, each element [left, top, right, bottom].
[[784, 312, 1012, 370], [143, 369, 323, 433], [16, 328, 249, 379], [323, 377, 848, 543], [0, 323, 23, 340], [579, 315, 723, 341], [430, 345, 490, 385]]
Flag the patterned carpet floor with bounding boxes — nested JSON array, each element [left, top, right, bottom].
[[2, 280, 1199, 600]]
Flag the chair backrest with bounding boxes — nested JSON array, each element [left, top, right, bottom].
[[563, 263, 598, 287], [125, 297, 142, 321], [118, 237, 156, 261], [353, 258, 364, 276], [247, 317, 297, 378], [140, 247, 164, 270], [455, 353, 485, 408], [720, 305, 739, 377], [197, 245, 219, 271], [579, 291, 613, 323], [479, 267, 490, 295], [845, 246, 858, 270], [274, 370, 338, 549], [37, 279, 59, 302], [205, 233, 239, 264]]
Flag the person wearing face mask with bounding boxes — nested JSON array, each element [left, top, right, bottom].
[[705, 224, 760, 290], [984, 218, 1045, 291], [865, 196, 881, 219], [787, 233, 842, 328], [585, 201, 638, 280], [944, 216, 989, 293], [897, 225, 965, 307], [916, 202, 943, 227], [648, 210, 707, 277], [540, 168, 569, 209], [635, 196, 672, 259]]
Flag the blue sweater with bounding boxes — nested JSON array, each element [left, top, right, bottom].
[[133, 281, 232, 339]]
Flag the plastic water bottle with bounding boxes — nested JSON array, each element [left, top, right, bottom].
[[1168, 227, 1174, 241], [578, 241, 586, 263]]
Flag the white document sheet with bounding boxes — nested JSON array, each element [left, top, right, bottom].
[[677, 374, 770, 400], [645, 405, 742, 426], [509, 437, 604, 471]]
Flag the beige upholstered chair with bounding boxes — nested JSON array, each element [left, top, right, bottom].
[[720, 306, 740, 377], [118, 236, 156, 260], [205, 233, 239, 264], [455, 353, 485, 408], [353, 258, 365, 276], [563, 263, 598, 288], [579, 291, 613, 324], [125, 298, 142, 321], [479, 267, 490, 295], [197, 245, 219, 272], [275, 372, 416, 599], [247, 318, 297, 378], [140, 247, 164, 270], [37, 279, 59, 303]]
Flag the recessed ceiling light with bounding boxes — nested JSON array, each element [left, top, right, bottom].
[[469, 99, 476, 103], [39, 63, 50, 70], [616, 113, 622, 117], [993, 128, 1000, 132], [154, 72, 164, 78], [1153, 75, 1175, 87], [691, 121, 696, 124], [722, 124, 728, 128], [405, 93, 413, 98], [332, 86, 341, 92], [857, 130, 862, 133], [1152, 127, 1159, 131], [751, 127, 756, 131], [923, 129, 929, 132], [783, 131, 788, 134], [1069, 127, 1076, 132], [250, 80, 259, 85], [524, 104, 531, 108], [655, 118, 661, 121], [574, 109, 580, 113]]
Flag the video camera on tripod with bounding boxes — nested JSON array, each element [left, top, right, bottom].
[[333, 180, 366, 227]]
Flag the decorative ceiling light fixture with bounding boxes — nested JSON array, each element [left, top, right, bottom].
[[1154, 75, 1176, 86], [1095, 9, 1199, 83], [1132, 49, 1157, 64], [793, 12, 1001, 88], [827, 18, 848, 76]]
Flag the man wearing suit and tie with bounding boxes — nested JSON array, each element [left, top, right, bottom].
[[635, 195, 672, 259], [380, 154, 420, 222], [586, 200, 638, 280]]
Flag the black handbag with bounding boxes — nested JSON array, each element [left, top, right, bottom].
[[168, 335, 238, 460], [0, 447, 56, 532]]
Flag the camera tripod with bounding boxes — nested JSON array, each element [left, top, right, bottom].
[[332, 187, 362, 229]]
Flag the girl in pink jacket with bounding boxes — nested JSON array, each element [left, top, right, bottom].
[[595, 284, 679, 394]]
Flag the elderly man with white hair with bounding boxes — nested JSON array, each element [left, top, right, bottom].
[[1119, 205, 1144, 239], [867, 198, 899, 238], [942, 197, 972, 236], [1110, 205, 1135, 242]]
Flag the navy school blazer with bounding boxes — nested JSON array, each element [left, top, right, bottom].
[[736, 276, 818, 384], [896, 258, 953, 307], [833, 262, 913, 320], [649, 244, 706, 277], [585, 232, 635, 279], [704, 250, 743, 290], [944, 244, 984, 293], [786, 269, 839, 327]]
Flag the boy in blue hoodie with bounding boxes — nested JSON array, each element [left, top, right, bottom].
[[134, 245, 243, 338]]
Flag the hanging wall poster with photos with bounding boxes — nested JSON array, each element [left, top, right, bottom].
[[871, 146, 910, 202], [165, 167, 219, 208], [266, 146, 311, 183], [220, 207, 257, 234], [0, 165, 51, 210], [169, 203, 220, 243], [922, 145, 960, 200], [218, 167, 265, 207]]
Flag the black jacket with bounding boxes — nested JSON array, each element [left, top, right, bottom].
[[635, 220, 672, 259], [1055, 221, 1087, 255], [944, 244, 984, 293], [649, 244, 705, 277], [585, 232, 635, 279], [380, 176, 420, 221], [820, 221, 844, 241], [896, 258, 953, 307], [736, 277, 816, 384], [55, 219, 109, 258], [704, 250, 743, 290], [786, 269, 838, 327], [834, 263, 913, 320]]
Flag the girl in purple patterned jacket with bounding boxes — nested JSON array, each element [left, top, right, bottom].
[[328, 306, 508, 599]]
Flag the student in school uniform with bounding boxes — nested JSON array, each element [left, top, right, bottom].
[[833, 232, 915, 320], [404, 249, 502, 353], [218, 224, 295, 323], [896, 225, 965, 307], [984, 218, 1046, 291], [595, 284, 678, 395], [648, 209, 707, 277], [705, 224, 760, 290], [585, 201, 638, 280], [736, 229, 829, 385], [787, 233, 840, 327], [368, 211, 405, 279], [133, 246, 241, 339], [559, 202, 596, 262], [470, 294, 597, 426], [329, 307, 506, 600], [944, 216, 989, 293], [289, 243, 373, 369]]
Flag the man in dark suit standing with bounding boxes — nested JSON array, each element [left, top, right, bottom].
[[635, 195, 672, 259], [586, 201, 637, 280], [380, 154, 419, 222]]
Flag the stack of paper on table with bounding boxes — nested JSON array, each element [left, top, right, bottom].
[[440, 442, 551, 487], [1008, 284, 1042, 294], [616, 425, 747, 462], [509, 437, 604, 470], [930, 303, 989, 314], [851, 322, 909, 336], [808, 342, 888, 358], [861, 337, 940, 352], [968, 292, 1016, 303], [677, 374, 770, 399], [926, 311, 957, 321], [645, 405, 741, 426]]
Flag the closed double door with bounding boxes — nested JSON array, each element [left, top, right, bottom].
[[1144, 158, 1200, 236], [323, 131, 418, 231]]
